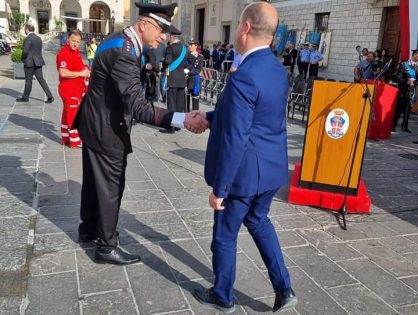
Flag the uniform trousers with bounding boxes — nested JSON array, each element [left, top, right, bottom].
[[79, 145, 127, 248], [186, 94, 199, 112], [393, 95, 412, 131], [211, 189, 291, 304], [59, 82, 85, 147], [300, 61, 309, 79], [309, 63, 319, 78], [167, 87, 185, 112]]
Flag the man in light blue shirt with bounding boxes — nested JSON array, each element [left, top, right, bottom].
[[299, 43, 310, 79], [309, 44, 323, 77], [230, 52, 241, 72]]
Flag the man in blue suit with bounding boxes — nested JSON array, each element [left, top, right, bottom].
[[193, 2, 297, 313]]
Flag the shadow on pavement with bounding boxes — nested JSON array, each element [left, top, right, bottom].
[[0, 154, 272, 312], [8, 113, 61, 144]]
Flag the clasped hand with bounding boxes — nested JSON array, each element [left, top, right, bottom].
[[184, 111, 210, 133]]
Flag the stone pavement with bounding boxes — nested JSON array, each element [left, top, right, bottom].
[[1, 51, 418, 315]]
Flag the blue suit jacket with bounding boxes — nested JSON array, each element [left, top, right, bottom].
[[205, 48, 289, 198]]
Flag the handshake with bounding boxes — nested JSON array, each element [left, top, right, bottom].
[[184, 111, 210, 133]]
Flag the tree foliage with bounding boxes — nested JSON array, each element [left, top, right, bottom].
[[9, 12, 29, 32]]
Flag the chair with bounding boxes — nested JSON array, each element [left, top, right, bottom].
[[287, 74, 313, 121]]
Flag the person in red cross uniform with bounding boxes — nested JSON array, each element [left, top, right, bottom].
[[56, 30, 90, 148]]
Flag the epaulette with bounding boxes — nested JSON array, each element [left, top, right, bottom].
[[96, 34, 136, 57]]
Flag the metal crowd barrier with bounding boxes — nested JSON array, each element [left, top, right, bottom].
[[199, 61, 231, 106]]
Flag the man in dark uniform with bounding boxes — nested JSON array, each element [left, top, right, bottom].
[[392, 49, 418, 133], [160, 30, 187, 133], [75, 2, 209, 265], [212, 44, 221, 71], [141, 47, 159, 105], [202, 44, 211, 67], [288, 44, 297, 73], [185, 39, 204, 112]]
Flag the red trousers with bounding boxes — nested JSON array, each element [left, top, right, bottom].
[[59, 82, 85, 148]]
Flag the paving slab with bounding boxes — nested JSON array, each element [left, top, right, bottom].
[[337, 259, 418, 307]]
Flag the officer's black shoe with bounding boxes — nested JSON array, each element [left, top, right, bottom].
[[174, 127, 181, 131], [94, 246, 141, 265], [159, 127, 175, 134], [403, 129, 412, 133], [193, 287, 235, 313], [16, 97, 29, 102], [45, 97, 54, 103], [273, 288, 298, 313], [413, 141, 418, 144]]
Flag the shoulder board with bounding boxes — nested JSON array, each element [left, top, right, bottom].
[[96, 35, 136, 57]]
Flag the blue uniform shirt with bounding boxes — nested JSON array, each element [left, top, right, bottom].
[[300, 49, 310, 62], [309, 50, 322, 64]]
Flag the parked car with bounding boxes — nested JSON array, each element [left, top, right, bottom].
[[0, 33, 17, 48]]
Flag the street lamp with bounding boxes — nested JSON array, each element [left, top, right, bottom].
[[111, 10, 115, 33]]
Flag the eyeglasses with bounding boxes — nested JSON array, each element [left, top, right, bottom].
[[142, 19, 164, 34]]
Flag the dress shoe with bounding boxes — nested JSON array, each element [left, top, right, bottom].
[[193, 287, 235, 313], [273, 288, 297, 312], [45, 97, 54, 103], [413, 141, 418, 144], [16, 97, 29, 102], [159, 127, 175, 134], [402, 129, 412, 133], [94, 246, 141, 265], [174, 127, 181, 131]]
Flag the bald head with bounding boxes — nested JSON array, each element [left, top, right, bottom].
[[240, 2, 278, 40]]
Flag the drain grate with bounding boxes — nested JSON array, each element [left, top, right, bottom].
[[398, 153, 418, 160]]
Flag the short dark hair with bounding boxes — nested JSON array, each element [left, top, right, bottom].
[[68, 30, 82, 38], [25, 23, 34, 32]]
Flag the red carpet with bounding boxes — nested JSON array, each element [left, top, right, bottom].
[[288, 163, 371, 213]]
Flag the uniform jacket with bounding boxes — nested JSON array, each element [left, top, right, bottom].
[[205, 48, 289, 198], [212, 48, 221, 69], [185, 52, 204, 94], [165, 41, 187, 88], [394, 61, 418, 98], [75, 31, 173, 158], [22, 33, 45, 67]]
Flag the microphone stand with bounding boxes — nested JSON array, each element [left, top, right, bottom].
[[336, 53, 383, 230]]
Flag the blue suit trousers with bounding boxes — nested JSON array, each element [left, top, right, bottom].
[[211, 189, 291, 304]]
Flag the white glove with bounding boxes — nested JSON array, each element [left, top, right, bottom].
[[184, 68, 190, 74]]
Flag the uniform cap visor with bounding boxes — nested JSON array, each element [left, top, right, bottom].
[[169, 25, 181, 35]]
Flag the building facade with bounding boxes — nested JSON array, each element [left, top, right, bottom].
[[3, 0, 129, 35], [272, 0, 401, 81], [190, 0, 249, 46], [190, 0, 401, 81]]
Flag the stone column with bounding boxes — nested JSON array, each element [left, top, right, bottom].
[[50, 1, 61, 32], [81, 1, 90, 33]]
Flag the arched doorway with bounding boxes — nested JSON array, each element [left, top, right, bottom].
[[29, 0, 52, 34], [59, 0, 82, 32], [89, 1, 110, 35]]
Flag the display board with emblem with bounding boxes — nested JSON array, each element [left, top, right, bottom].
[[299, 81, 374, 195]]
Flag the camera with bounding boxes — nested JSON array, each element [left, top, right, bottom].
[[371, 60, 382, 72]]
